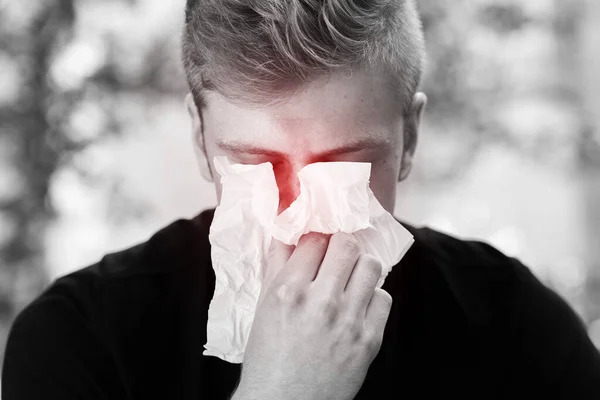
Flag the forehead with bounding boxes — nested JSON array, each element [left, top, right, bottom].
[[201, 67, 401, 151]]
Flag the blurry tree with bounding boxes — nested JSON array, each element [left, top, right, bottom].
[[550, 0, 600, 327], [418, 0, 600, 328], [0, 0, 187, 367], [0, 0, 77, 367], [575, 0, 600, 327]]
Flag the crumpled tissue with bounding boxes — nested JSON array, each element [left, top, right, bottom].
[[203, 156, 414, 363]]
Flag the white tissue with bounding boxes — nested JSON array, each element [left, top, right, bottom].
[[203, 156, 414, 363]]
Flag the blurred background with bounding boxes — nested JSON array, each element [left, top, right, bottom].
[[1, 0, 600, 369]]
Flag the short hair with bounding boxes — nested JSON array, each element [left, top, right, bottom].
[[181, 0, 425, 113]]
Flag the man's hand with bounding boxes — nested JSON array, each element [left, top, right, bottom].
[[233, 232, 392, 400]]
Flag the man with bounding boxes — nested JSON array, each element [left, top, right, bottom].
[[2, 0, 600, 399]]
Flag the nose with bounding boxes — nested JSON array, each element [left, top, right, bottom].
[[274, 161, 304, 214]]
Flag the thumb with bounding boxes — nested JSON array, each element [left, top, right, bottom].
[[258, 238, 293, 309], [263, 237, 294, 285]]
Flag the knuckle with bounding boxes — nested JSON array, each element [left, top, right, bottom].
[[366, 334, 383, 355], [375, 288, 393, 308], [324, 302, 339, 325], [364, 255, 383, 277], [318, 292, 339, 310], [315, 292, 340, 316], [353, 330, 381, 362], [304, 232, 329, 247], [339, 232, 360, 249], [340, 313, 358, 328], [332, 233, 360, 257], [342, 315, 362, 336], [349, 323, 363, 343], [273, 283, 305, 305]]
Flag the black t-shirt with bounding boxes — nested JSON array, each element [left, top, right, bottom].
[[2, 208, 600, 399]]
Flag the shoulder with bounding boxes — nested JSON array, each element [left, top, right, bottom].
[[3, 209, 216, 395], [402, 223, 600, 392], [398, 222, 575, 330], [403, 223, 532, 316], [2, 273, 128, 397], [6, 208, 214, 348], [62, 208, 212, 287], [408, 223, 522, 273]]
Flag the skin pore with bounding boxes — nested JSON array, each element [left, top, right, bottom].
[[185, 65, 427, 215]]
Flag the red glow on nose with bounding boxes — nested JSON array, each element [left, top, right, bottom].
[[274, 163, 301, 214]]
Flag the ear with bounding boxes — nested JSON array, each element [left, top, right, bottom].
[[185, 93, 214, 182], [398, 92, 427, 182]]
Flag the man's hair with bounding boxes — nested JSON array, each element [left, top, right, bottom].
[[181, 0, 425, 113]]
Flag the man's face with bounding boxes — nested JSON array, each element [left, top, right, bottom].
[[186, 66, 426, 215]]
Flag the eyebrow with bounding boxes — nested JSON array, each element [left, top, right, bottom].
[[216, 137, 391, 159]]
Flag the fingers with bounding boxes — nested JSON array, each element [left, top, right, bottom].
[[258, 238, 294, 308], [263, 238, 294, 285], [277, 232, 330, 286], [313, 232, 361, 294], [342, 253, 383, 316], [365, 288, 393, 345]]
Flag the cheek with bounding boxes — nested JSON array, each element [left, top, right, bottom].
[[368, 156, 401, 212], [273, 163, 301, 212], [372, 154, 400, 183]]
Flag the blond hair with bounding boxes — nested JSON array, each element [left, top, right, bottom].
[[182, 0, 425, 112]]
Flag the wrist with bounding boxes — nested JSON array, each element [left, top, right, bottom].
[[230, 380, 285, 400], [229, 380, 254, 400], [229, 384, 258, 400]]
